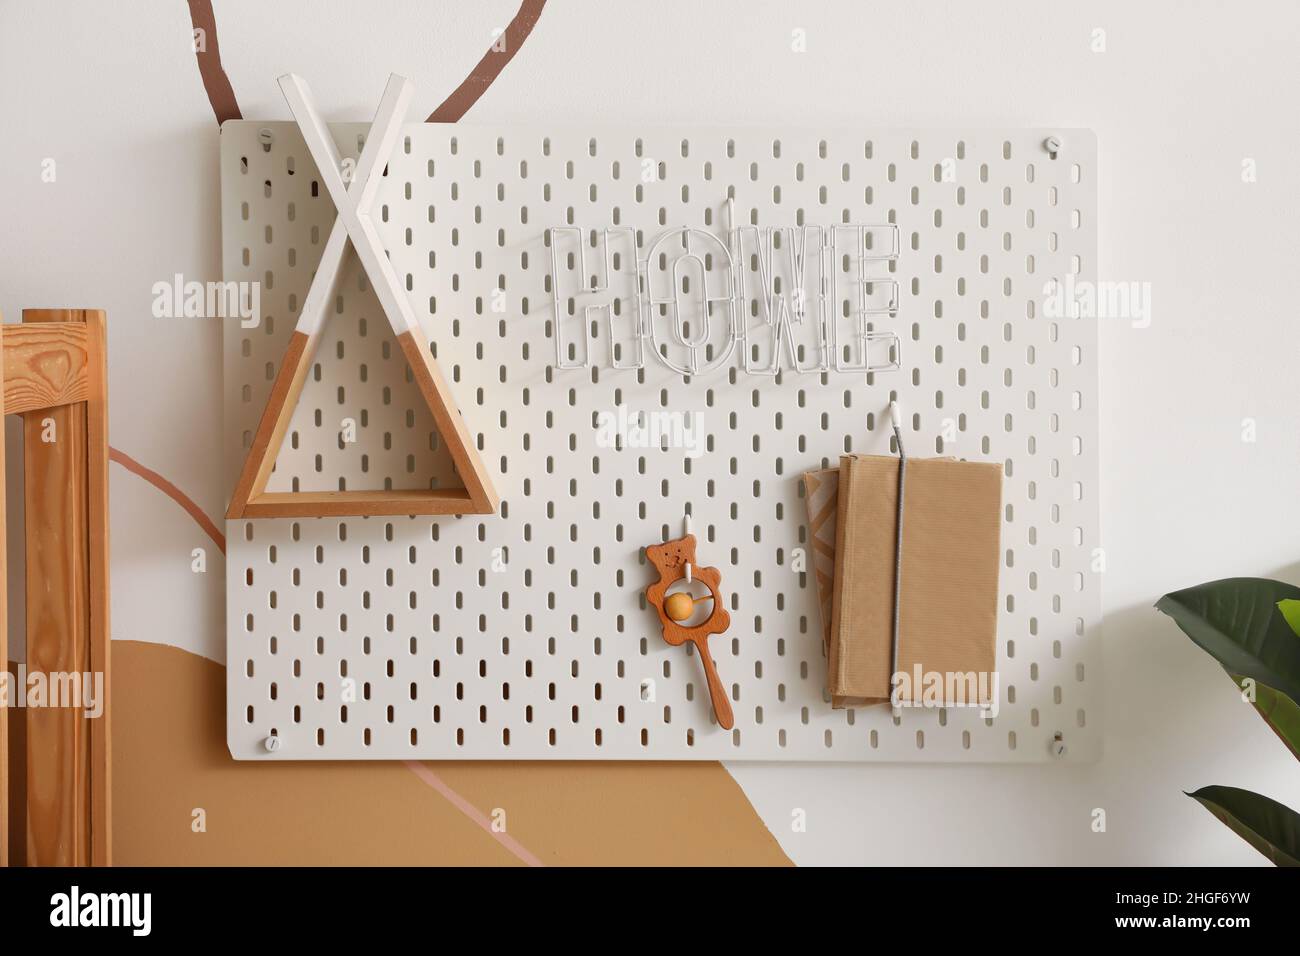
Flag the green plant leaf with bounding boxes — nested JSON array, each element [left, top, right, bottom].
[[1187, 785, 1300, 866], [1155, 577, 1300, 706], [1228, 674, 1300, 761], [1279, 599, 1300, 638]]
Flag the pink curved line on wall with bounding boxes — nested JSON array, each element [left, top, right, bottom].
[[109, 446, 226, 554], [404, 762, 545, 866]]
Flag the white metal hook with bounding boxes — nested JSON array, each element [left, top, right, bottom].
[[887, 398, 906, 459]]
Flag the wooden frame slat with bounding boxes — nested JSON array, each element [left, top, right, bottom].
[[0, 315, 7, 866], [4, 702, 25, 866], [242, 489, 480, 519], [22, 317, 91, 866], [84, 312, 111, 867], [1, 323, 91, 414]]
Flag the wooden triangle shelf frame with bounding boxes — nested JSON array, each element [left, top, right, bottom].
[[226, 73, 498, 520]]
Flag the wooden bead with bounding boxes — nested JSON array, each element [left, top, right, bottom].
[[664, 592, 694, 622]]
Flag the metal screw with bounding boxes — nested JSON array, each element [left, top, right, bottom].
[[1043, 135, 1062, 159], [258, 128, 274, 153], [264, 732, 281, 753]]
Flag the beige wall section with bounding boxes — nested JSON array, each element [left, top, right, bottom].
[[111, 641, 790, 866]]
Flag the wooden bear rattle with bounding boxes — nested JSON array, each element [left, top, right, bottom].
[[644, 531, 734, 730]]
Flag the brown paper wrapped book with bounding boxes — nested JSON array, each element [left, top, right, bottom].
[[802, 467, 884, 709], [804, 454, 1002, 709]]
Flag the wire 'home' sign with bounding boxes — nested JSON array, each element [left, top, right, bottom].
[[547, 215, 902, 377]]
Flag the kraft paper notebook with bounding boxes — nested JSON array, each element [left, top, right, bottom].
[[803, 467, 883, 708], [806, 454, 1002, 708]]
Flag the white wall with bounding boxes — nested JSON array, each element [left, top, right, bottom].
[[2, 0, 1297, 865]]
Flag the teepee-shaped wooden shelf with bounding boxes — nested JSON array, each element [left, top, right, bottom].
[[226, 73, 498, 520]]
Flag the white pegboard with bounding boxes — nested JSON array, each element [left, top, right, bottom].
[[222, 124, 1100, 762]]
